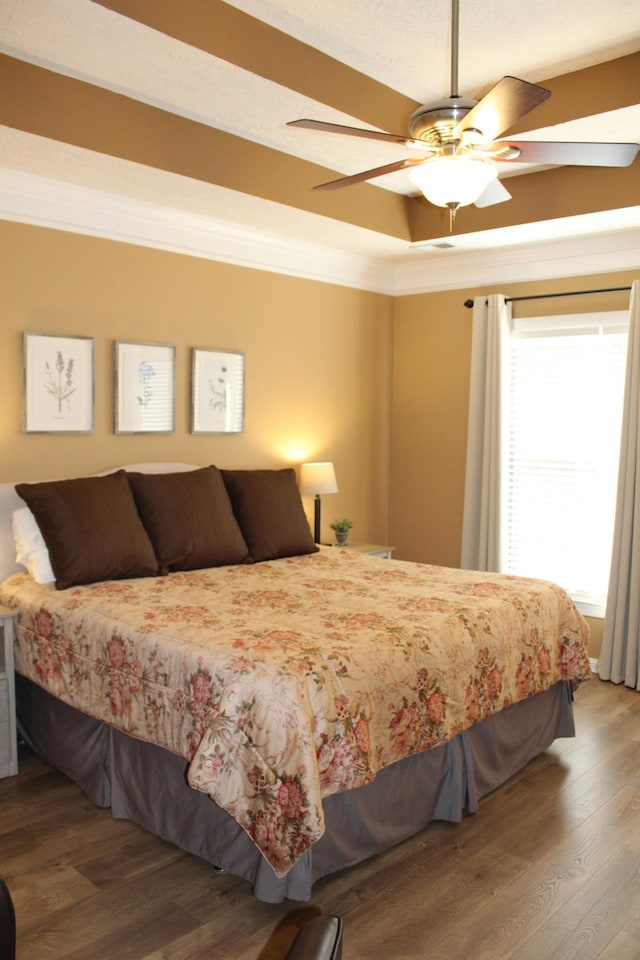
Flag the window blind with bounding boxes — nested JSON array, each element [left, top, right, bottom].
[[504, 312, 628, 616]]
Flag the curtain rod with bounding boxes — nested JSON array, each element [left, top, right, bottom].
[[463, 285, 631, 309]]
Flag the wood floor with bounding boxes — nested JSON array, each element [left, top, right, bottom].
[[1, 676, 639, 960]]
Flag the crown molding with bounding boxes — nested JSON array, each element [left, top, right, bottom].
[[0, 169, 396, 293], [395, 221, 640, 296], [0, 169, 638, 297], [393, 223, 640, 295]]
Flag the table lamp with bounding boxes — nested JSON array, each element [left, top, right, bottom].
[[300, 461, 338, 543]]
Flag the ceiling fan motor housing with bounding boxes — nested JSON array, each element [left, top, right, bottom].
[[408, 97, 477, 146]]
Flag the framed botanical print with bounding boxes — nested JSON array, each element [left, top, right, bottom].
[[23, 332, 94, 433], [191, 348, 244, 434], [114, 340, 175, 434]]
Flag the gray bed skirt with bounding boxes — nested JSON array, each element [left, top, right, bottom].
[[16, 675, 576, 902]]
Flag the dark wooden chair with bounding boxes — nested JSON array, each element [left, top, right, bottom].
[[0, 874, 16, 960], [0, 874, 340, 960], [284, 915, 343, 960]]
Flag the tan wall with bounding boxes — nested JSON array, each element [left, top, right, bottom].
[[0, 220, 393, 546], [390, 269, 638, 659]]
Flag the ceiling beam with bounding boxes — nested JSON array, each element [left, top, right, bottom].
[[93, 2, 639, 136], [507, 52, 640, 134], [407, 55, 640, 240], [90, 0, 419, 133], [409, 162, 640, 241], [0, 53, 413, 241]]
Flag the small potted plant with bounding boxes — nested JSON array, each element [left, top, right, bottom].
[[330, 518, 353, 545]]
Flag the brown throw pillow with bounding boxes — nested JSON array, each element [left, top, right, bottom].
[[222, 468, 318, 562], [15, 471, 159, 589], [127, 466, 250, 573]]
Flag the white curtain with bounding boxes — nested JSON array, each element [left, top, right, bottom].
[[599, 279, 640, 690], [460, 294, 511, 571]]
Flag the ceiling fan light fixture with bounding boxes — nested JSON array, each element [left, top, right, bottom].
[[408, 152, 498, 209]]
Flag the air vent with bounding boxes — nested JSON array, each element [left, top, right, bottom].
[[412, 240, 457, 251]]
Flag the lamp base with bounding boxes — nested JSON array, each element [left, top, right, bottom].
[[314, 495, 321, 544]]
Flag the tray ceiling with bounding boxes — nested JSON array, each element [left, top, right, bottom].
[[0, 0, 639, 291]]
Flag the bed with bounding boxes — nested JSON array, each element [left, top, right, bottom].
[[0, 462, 591, 902]]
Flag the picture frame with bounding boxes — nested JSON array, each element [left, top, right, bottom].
[[191, 348, 244, 434], [114, 340, 175, 434], [23, 332, 94, 434]]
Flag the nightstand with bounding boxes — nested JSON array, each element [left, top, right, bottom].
[[339, 543, 395, 559], [0, 606, 18, 778]]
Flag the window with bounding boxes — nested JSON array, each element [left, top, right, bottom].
[[503, 311, 628, 616]]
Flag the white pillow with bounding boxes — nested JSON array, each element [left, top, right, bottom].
[[12, 507, 55, 584]]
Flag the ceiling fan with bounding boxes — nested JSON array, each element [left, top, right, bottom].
[[288, 0, 639, 225]]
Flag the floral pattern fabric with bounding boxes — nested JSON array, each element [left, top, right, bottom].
[[0, 548, 590, 876]]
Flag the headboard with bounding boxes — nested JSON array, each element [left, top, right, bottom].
[[0, 463, 199, 584]]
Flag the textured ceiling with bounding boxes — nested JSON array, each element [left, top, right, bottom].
[[0, 0, 639, 287], [225, 0, 640, 101]]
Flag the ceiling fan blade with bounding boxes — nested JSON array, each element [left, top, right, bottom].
[[491, 139, 640, 167], [474, 178, 511, 208], [287, 118, 425, 149], [314, 158, 428, 190], [453, 76, 551, 143]]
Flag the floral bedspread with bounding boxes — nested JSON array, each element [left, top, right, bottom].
[[0, 548, 590, 876]]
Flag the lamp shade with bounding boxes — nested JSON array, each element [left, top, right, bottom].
[[408, 153, 497, 208], [300, 461, 338, 495]]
